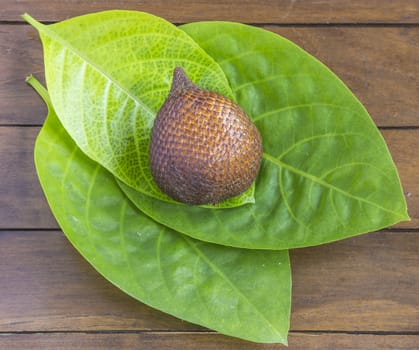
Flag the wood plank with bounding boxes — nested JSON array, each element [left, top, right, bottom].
[[1, 0, 418, 23], [0, 127, 416, 229], [381, 130, 418, 229], [0, 230, 202, 332], [0, 230, 417, 332], [0, 25, 419, 126], [266, 26, 419, 127], [0, 127, 57, 229], [290, 231, 419, 332], [1, 25, 417, 127], [0, 24, 47, 125], [0, 332, 418, 350]]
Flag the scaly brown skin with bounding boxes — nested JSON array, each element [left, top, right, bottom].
[[149, 67, 263, 205]]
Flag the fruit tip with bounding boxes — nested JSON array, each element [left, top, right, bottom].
[[170, 66, 195, 96]]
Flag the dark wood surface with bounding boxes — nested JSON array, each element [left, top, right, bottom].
[[1, 1, 418, 349], [1, 0, 418, 23]]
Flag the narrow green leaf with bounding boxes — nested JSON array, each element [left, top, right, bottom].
[[23, 11, 253, 207], [28, 76, 291, 344], [119, 22, 409, 249]]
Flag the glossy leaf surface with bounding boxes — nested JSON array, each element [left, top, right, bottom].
[[119, 22, 409, 249], [24, 12, 253, 207], [29, 76, 291, 344]]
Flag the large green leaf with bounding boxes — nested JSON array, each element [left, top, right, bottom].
[[29, 76, 291, 344], [119, 22, 409, 249], [23, 11, 253, 208]]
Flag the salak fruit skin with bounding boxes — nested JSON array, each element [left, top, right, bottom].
[[149, 67, 263, 205]]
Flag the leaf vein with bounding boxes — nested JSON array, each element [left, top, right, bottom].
[[253, 102, 353, 122], [263, 152, 405, 219], [182, 236, 282, 337], [277, 132, 363, 160], [39, 21, 155, 118], [232, 72, 313, 93]]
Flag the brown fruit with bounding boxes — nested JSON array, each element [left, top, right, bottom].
[[149, 67, 263, 205]]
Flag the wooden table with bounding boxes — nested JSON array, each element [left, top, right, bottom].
[[1, 1, 418, 349]]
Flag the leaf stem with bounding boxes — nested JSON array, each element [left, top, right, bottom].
[[21, 13, 45, 30], [25, 75, 52, 108]]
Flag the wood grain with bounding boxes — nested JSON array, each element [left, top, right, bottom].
[[267, 26, 419, 127], [0, 24, 47, 125], [0, 127, 416, 229], [0, 127, 57, 229], [1, 0, 418, 23], [0, 230, 417, 332], [380, 130, 418, 229], [1, 1, 418, 348], [1, 25, 417, 127], [290, 231, 419, 332], [0, 230, 202, 332], [0, 332, 418, 350]]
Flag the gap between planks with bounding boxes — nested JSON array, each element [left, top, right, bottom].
[[1, 21, 419, 26], [0, 330, 418, 336]]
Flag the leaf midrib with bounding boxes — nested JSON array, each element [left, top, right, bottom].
[[182, 236, 285, 341], [24, 14, 155, 118]]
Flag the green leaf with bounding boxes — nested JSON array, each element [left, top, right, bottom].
[[118, 22, 409, 250], [28, 76, 291, 344], [23, 11, 253, 208]]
